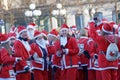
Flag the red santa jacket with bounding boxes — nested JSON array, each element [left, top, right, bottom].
[[55, 37, 79, 69], [0, 47, 16, 78], [88, 21, 103, 38], [78, 36, 91, 66], [52, 40, 62, 68], [86, 38, 98, 69], [30, 42, 56, 70], [14, 40, 33, 73], [92, 33, 118, 70]]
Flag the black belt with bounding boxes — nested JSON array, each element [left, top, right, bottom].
[[0, 64, 12, 67]]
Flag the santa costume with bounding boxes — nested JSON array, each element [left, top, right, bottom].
[[0, 33, 21, 80], [54, 24, 79, 80], [91, 22, 119, 80], [14, 26, 34, 80], [30, 30, 56, 80]]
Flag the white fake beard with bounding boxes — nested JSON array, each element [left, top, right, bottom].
[[45, 40, 49, 45], [60, 37, 67, 47], [27, 30, 34, 39], [36, 38, 46, 48]]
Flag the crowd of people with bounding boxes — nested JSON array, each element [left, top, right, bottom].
[[0, 17, 120, 80]]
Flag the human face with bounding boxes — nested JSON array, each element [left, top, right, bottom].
[[20, 31, 28, 38], [9, 38, 16, 46], [48, 35, 56, 42], [28, 28, 34, 31], [60, 29, 68, 37]]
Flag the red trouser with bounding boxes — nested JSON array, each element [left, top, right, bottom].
[[77, 69, 84, 80], [48, 68, 52, 80], [101, 69, 117, 80], [88, 70, 96, 80], [96, 70, 102, 80], [33, 70, 48, 80], [54, 68, 61, 80], [117, 68, 120, 80], [60, 68, 77, 80], [16, 72, 31, 80]]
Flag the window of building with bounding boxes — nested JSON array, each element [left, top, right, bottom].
[[75, 14, 84, 29]]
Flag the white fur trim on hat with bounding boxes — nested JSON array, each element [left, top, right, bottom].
[[1, 39, 9, 44], [8, 36, 16, 40], [41, 33, 47, 37], [102, 26, 113, 34], [60, 28, 69, 32], [19, 29, 27, 35], [27, 25, 35, 30], [48, 33, 57, 38], [34, 34, 42, 39]]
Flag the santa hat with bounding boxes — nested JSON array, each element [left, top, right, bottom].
[[41, 30, 48, 37], [17, 26, 27, 34], [71, 26, 77, 30], [27, 23, 36, 30], [60, 24, 69, 31], [8, 32, 16, 39], [10, 26, 17, 33], [0, 33, 9, 44], [102, 23, 113, 34], [48, 29, 59, 38], [34, 30, 42, 39], [109, 21, 116, 27]]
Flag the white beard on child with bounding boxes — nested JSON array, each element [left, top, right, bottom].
[[27, 30, 34, 39], [60, 36, 67, 47], [36, 38, 46, 48]]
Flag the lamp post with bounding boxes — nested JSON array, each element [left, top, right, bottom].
[[24, 3, 42, 29], [52, 3, 66, 27]]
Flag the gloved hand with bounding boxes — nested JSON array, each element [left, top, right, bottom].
[[62, 49, 69, 55], [52, 66, 58, 73], [56, 51, 62, 57], [94, 54, 98, 59], [15, 57, 22, 62], [29, 55, 34, 60], [24, 66, 30, 72], [83, 50, 91, 59]]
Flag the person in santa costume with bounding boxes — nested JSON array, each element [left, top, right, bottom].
[[13, 26, 34, 80], [30, 30, 56, 80], [0, 33, 22, 80], [41, 30, 49, 45], [54, 24, 79, 80], [88, 17, 104, 39], [91, 22, 119, 80], [77, 29, 98, 80], [47, 29, 61, 80], [8, 32, 16, 52], [27, 23, 36, 40], [70, 25, 78, 37]]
